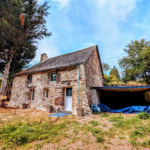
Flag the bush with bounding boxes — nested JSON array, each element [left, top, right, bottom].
[[130, 130, 144, 139], [138, 112, 150, 120], [142, 139, 150, 148], [96, 135, 105, 143]]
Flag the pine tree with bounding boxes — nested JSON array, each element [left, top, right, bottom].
[[0, 0, 51, 95], [109, 66, 120, 81]]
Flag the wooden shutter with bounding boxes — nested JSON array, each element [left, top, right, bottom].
[[56, 73, 61, 83]]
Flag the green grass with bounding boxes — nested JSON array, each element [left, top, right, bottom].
[[100, 113, 109, 117], [109, 114, 124, 122], [89, 120, 99, 127], [0, 120, 67, 149], [138, 112, 150, 120], [1, 112, 150, 149]]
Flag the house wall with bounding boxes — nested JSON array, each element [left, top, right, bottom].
[[9, 66, 91, 115], [84, 48, 104, 105]]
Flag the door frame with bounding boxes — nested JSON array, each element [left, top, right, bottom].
[[64, 87, 73, 112]]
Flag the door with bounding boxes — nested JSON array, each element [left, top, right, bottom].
[[65, 88, 72, 111]]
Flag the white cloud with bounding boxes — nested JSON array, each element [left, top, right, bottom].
[[97, 0, 140, 21], [83, 42, 95, 48], [51, 0, 70, 9], [30, 39, 61, 66]]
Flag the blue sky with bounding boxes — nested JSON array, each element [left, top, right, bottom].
[[32, 0, 150, 75]]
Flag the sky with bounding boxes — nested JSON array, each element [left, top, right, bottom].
[[32, 0, 150, 75]]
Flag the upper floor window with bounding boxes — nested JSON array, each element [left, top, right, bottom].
[[45, 89, 49, 99], [50, 73, 56, 82], [28, 75, 32, 84]]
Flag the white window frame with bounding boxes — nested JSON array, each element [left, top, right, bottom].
[[45, 89, 49, 99], [31, 89, 35, 102]]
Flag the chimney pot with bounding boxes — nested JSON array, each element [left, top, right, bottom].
[[40, 53, 48, 63]]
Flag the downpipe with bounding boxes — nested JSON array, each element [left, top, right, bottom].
[[76, 65, 80, 109]]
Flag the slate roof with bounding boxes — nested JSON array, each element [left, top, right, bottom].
[[15, 45, 98, 76]]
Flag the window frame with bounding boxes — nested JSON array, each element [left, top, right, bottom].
[[49, 73, 56, 82]]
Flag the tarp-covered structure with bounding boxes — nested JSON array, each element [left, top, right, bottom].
[[92, 86, 150, 113], [98, 103, 150, 114]]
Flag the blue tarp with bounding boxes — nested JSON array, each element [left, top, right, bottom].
[[97, 103, 150, 114], [47, 112, 71, 118]]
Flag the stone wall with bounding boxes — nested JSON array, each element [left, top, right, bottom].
[[92, 89, 101, 105], [9, 66, 91, 115], [84, 48, 104, 105]]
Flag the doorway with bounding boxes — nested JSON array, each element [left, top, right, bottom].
[[65, 88, 72, 111]]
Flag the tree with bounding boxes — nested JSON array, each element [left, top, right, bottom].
[[121, 68, 136, 83], [0, 0, 51, 95], [102, 62, 110, 73], [109, 66, 120, 81], [0, 43, 36, 93], [104, 74, 111, 83], [119, 39, 150, 84]]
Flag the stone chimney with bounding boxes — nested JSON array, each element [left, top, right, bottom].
[[40, 53, 48, 63]]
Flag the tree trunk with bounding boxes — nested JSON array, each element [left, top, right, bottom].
[[0, 62, 10, 96]]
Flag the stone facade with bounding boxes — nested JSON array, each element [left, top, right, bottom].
[[9, 48, 104, 115], [84, 48, 103, 105]]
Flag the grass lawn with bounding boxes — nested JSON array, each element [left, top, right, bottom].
[[0, 108, 150, 150]]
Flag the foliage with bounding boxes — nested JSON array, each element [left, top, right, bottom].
[[102, 62, 110, 73], [138, 112, 150, 120], [121, 68, 136, 83], [119, 39, 150, 84], [0, 79, 2, 88], [0, 0, 51, 95], [104, 74, 111, 83], [96, 135, 105, 143], [109, 66, 120, 81]]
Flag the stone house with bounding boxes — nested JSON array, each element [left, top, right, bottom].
[[9, 45, 104, 115]]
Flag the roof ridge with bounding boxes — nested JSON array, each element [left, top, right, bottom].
[[41, 45, 97, 64]]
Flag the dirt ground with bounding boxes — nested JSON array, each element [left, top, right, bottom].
[[0, 107, 150, 150]]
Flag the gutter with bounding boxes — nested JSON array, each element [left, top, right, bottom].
[[76, 65, 80, 109]]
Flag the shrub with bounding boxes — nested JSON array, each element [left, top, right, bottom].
[[91, 128, 101, 136], [138, 112, 150, 120], [142, 139, 150, 148], [96, 135, 105, 143], [130, 130, 144, 139]]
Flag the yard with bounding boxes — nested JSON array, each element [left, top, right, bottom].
[[0, 108, 150, 150]]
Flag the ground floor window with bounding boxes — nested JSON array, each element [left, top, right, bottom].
[[45, 89, 49, 99], [31, 90, 35, 102]]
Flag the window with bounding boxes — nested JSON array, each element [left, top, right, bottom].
[[28, 75, 32, 84], [50, 73, 56, 82], [45, 89, 49, 99], [66, 88, 72, 96], [31, 90, 35, 102]]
